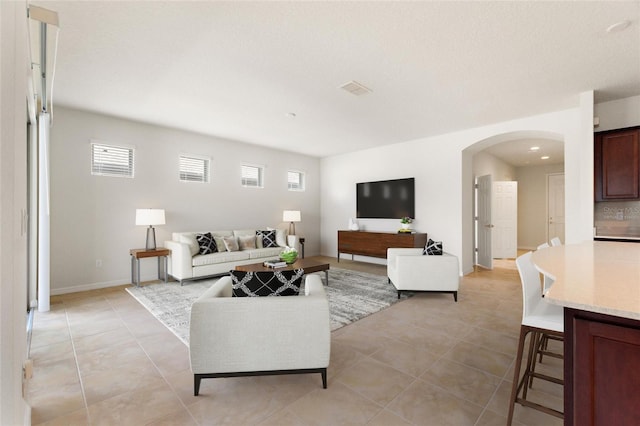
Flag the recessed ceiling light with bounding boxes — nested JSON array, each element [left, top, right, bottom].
[[529, 146, 540, 152], [606, 20, 631, 34], [541, 156, 550, 160]]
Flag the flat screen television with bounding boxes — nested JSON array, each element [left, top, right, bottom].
[[356, 177, 415, 219]]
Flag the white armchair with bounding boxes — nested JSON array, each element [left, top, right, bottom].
[[387, 248, 460, 301], [189, 274, 331, 396]]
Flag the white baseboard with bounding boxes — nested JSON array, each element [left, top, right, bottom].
[[50, 276, 155, 295]]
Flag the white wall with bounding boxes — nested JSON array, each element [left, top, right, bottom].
[[472, 151, 515, 181], [516, 164, 565, 250], [49, 107, 320, 294], [321, 97, 596, 274], [595, 95, 640, 131], [0, 0, 30, 423]]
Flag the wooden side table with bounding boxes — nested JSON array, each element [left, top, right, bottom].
[[130, 248, 170, 287]]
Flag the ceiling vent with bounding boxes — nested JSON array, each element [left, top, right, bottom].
[[340, 80, 372, 96]]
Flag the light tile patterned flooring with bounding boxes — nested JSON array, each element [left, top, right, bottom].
[[28, 256, 563, 425]]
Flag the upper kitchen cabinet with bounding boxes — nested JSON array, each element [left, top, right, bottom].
[[595, 127, 640, 201]]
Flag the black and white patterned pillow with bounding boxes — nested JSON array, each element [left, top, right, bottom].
[[196, 232, 217, 255], [230, 269, 303, 297], [423, 238, 443, 255], [256, 230, 278, 248]]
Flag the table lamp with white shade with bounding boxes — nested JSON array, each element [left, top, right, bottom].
[[136, 208, 165, 250], [283, 210, 301, 247]]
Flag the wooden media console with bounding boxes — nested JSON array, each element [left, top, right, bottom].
[[337, 230, 428, 261]]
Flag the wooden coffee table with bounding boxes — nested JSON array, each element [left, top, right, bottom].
[[235, 258, 330, 285]]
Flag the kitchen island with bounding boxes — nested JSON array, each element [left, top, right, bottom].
[[532, 241, 640, 425]]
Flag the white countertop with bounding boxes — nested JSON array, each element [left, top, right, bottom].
[[532, 241, 640, 321]]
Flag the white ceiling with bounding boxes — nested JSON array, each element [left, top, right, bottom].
[[37, 1, 640, 158], [483, 138, 565, 167]]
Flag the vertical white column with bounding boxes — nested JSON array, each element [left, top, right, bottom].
[[37, 112, 50, 312]]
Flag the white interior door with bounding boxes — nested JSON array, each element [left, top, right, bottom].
[[476, 175, 492, 269], [492, 181, 518, 258], [548, 173, 565, 243]]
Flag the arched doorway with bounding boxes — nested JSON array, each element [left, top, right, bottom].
[[462, 131, 564, 271]]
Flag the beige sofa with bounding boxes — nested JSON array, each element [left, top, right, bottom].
[[164, 229, 286, 284], [189, 273, 331, 395]]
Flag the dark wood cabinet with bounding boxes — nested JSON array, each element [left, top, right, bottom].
[[337, 231, 427, 261], [595, 127, 640, 201], [565, 308, 640, 424]]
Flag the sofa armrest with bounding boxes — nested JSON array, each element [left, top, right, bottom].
[[164, 240, 194, 281], [189, 275, 330, 374], [387, 248, 424, 273]]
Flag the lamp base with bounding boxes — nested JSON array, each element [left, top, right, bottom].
[[145, 226, 157, 250]]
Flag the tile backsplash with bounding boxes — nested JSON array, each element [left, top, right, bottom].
[[595, 201, 640, 238]]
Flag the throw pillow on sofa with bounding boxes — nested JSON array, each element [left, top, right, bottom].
[[267, 227, 288, 247], [230, 269, 304, 297], [196, 233, 217, 255], [423, 238, 443, 255], [179, 234, 199, 256], [213, 235, 226, 253], [223, 236, 239, 252], [238, 235, 257, 250], [256, 230, 278, 248]]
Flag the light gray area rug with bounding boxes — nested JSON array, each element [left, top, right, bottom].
[[126, 268, 411, 345]]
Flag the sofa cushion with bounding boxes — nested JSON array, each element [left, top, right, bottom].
[[256, 230, 278, 248], [196, 233, 217, 255], [424, 239, 443, 255], [238, 235, 257, 250], [246, 247, 283, 259], [230, 269, 304, 297], [192, 251, 249, 267], [223, 236, 239, 252]]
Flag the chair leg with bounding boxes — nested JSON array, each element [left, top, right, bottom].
[[453, 291, 458, 302], [522, 330, 539, 400], [397, 290, 401, 299], [321, 368, 327, 389], [194, 374, 202, 396], [507, 326, 528, 425]]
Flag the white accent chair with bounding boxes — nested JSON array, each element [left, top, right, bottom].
[[189, 274, 331, 396], [387, 248, 460, 301], [507, 251, 564, 424]]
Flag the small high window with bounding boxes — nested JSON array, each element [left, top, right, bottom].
[[91, 142, 134, 178], [179, 155, 210, 183], [241, 164, 264, 188], [288, 170, 305, 191]]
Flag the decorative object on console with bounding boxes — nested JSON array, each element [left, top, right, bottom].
[[400, 216, 413, 231], [424, 238, 443, 255], [229, 269, 304, 297], [135, 208, 165, 250], [348, 218, 359, 231], [195, 232, 217, 255], [279, 246, 298, 264]]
